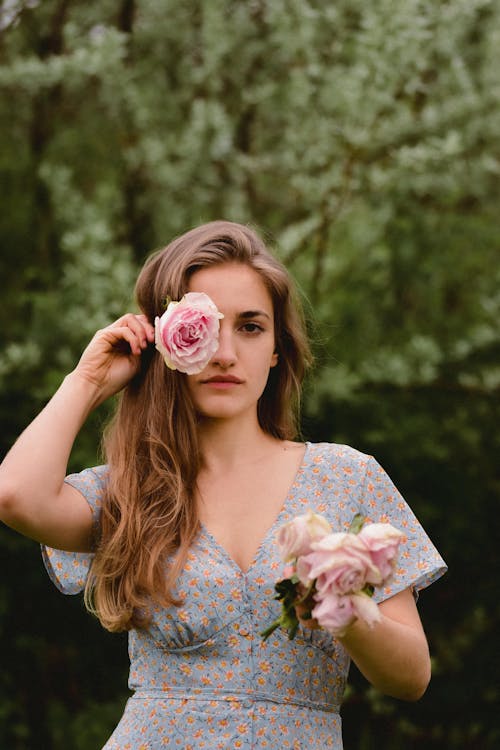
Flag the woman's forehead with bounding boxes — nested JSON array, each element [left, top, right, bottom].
[[187, 263, 274, 316]]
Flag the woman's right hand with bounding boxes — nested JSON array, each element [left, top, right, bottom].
[[73, 313, 156, 405]]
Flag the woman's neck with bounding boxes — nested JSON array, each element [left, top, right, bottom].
[[197, 413, 280, 473]]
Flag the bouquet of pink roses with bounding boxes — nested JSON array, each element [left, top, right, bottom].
[[261, 511, 405, 640]]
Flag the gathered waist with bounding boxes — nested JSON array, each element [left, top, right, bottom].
[[131, 687, 340, 714]]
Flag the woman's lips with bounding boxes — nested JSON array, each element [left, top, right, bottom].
[[201, 376, 243, 388]]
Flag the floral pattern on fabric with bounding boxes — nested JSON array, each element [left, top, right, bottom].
[[42, 443, 447, 749]]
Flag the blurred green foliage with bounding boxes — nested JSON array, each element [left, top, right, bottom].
[[1, 0, 499, 747]]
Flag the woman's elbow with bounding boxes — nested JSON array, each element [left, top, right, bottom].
[[0, 479, 17, 523], [390, 659, 431, 702], [0, 477, 30, 531]]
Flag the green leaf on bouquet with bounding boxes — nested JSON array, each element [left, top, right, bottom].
[[260, 577, 301, 641], [362, 583, 375, 597], [349, 513, 366, 535], [275, 578, 298, 598]]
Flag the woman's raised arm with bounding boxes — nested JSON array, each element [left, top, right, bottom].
[[0, 314, 154, 551]]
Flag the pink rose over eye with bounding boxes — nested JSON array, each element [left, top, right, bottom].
[[154, 292, 224, 375]]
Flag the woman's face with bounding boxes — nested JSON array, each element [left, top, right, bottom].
[[186, 263, 278, 423]]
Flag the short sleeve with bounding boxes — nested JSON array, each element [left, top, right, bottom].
[[41, 465, 108, 595], [359, 457, 447, 603]]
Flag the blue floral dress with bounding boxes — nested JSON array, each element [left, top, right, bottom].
[[42, 442, 446, 749]]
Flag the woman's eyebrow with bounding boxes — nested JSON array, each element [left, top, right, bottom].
[[237, 310, 272, 320]]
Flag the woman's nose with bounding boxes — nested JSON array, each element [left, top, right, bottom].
[[211, 328, 237, 368]]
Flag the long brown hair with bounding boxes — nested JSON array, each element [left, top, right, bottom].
[[85, 221, 313, 631]]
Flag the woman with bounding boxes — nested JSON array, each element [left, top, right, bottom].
[[0, 221, 446, 748]]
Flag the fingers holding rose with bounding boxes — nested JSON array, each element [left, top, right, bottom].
[[103, 313, 155, 357], [295, 600, 320, 630], [74, 313, 155, 398]]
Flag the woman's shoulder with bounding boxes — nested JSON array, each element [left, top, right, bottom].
[[304, 440, 372, 468], [296, 441, 375, 488]]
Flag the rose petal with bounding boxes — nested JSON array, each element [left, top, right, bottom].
[[311, 592, 356, 636], [358, 523, 405, 583], [351, 592, 381, 629], [277, 510, 332, 562]]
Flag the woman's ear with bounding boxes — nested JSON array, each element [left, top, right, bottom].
[[270, 351, 279, 368]]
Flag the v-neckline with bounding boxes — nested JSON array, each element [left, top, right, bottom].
[[198, 441, 310, 576]]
